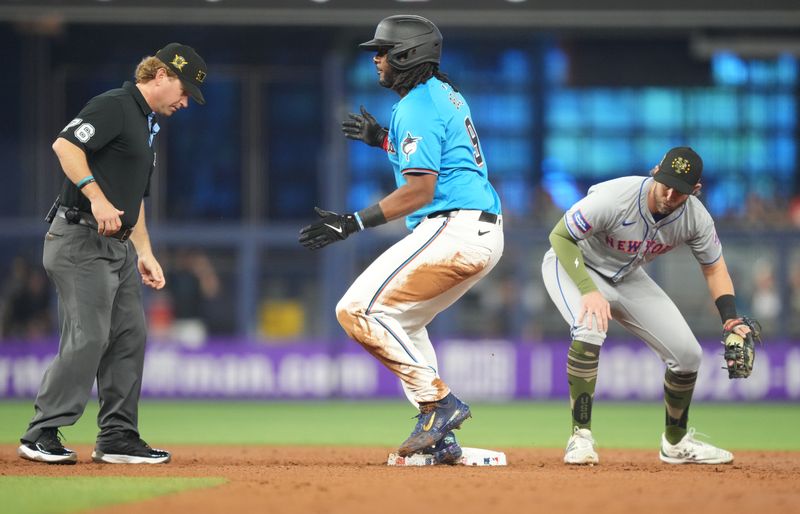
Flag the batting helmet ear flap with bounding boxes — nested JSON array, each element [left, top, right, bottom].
[[392, 48, 414, 68]]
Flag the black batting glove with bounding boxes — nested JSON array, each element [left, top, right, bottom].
[[299, 207, 361, 250], [341, 105, 388, 148]]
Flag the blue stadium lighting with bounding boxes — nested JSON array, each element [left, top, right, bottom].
[[541, 160, 582, 211], [776, 53, 798, 85], [712, 52, 747, 85]]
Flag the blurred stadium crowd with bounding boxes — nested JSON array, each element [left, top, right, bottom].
[[0, 16, 797, 345]]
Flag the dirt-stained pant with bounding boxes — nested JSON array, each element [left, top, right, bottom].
[[336, 210, 504, 405], [22, 217, 147, 445], [541, 248, 702, 373]]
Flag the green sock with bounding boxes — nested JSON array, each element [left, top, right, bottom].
[[663, 368, 697, 445], [567, 340, 601, 430]]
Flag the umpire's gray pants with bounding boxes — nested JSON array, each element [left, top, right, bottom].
[[22, 217, 147, 444]]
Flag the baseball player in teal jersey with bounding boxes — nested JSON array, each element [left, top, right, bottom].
[[542, 147, 754, 465], [299, 15, 503, 463]]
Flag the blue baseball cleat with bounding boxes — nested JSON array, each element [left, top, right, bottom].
[[422, 431, 463, 465], [398, 392, 471, 457]]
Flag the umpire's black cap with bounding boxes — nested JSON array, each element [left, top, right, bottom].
[[155, 43, 207, 105], [654, 147, 703, 194]]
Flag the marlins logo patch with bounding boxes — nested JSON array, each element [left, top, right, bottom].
[[671, 156, 691, 174], [401, 132, 422, 162], [572, 209, 592, 234]]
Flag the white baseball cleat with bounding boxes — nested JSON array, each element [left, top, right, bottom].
[[659, 428, 733, 464], [564, 427, 599, 465]]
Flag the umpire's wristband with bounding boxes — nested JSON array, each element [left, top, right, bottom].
[[76, 175, 95, 189], [715, 294, 738, 323], [356, 203, 387, 229]]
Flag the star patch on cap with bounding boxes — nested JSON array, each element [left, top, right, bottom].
[[171, 54, 188, 71], [671, 156, 690, 174]]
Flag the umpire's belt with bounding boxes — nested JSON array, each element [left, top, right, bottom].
[[56, 206, 133, 242], [427, 209, 501, 225]]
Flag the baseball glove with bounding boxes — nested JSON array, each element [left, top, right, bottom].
[[721, 316, 762, 379]]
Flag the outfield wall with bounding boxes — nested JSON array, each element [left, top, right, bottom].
[[1, 340, 798, 401]]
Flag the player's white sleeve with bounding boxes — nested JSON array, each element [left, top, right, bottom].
[[687, 205, 723, 265], [563, 185, 617, 241]]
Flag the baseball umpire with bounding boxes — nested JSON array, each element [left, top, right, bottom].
[[541, 147, 758, 465], [299, 15, 504, 464], [18, 43, 207, 464]]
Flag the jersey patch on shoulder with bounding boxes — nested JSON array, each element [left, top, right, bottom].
[[74, 123, 96, 143], [401, 131, 422, 162], [61, 118, 82, 133], [572, 209, 592, 234]]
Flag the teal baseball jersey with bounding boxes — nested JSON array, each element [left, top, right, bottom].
[[385, 77, 502, 230]]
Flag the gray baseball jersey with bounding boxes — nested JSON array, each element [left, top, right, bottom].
[[563, 176, 721, 282], [541, 175, 721, 372]]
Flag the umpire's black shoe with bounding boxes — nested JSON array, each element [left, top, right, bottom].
[[18, 428, 77, 464], [92, 432, 171, 464]]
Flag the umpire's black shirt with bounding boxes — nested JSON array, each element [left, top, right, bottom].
[[57, 81, 156, 228]]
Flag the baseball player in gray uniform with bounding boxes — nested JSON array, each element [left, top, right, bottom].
[[541, 147, 753, 465]]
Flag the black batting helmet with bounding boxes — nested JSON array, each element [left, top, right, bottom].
[[359, 15, 442, 71]]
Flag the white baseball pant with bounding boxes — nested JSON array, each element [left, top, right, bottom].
[[336, 210, 504, 404]]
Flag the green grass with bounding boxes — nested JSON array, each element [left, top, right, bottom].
[[2, 401, 796, 514], [2, 400, 798, 450], [0, 476, 225, 514]]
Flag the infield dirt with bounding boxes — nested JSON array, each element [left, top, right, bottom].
[[3, 445, 799, 514]]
